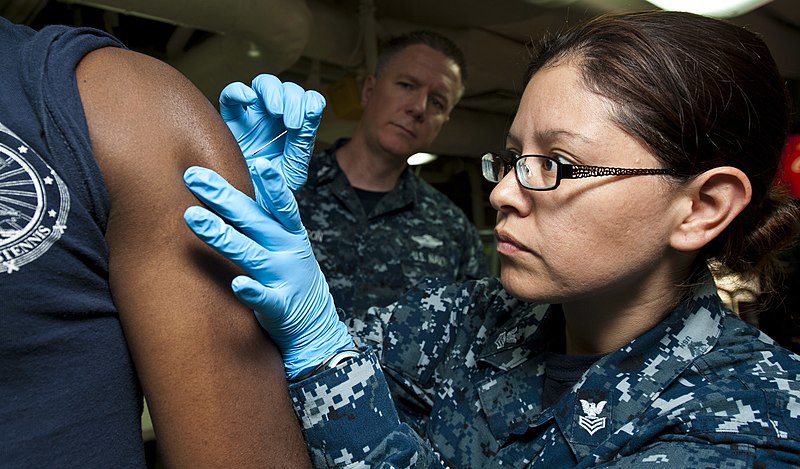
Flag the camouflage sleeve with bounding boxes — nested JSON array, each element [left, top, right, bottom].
[[288, 348, 444, 468], [594, 440, 800, 468]]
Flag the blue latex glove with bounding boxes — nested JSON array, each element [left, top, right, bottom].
[[183, 160, 354, 380], [219, 74, 325, 191]]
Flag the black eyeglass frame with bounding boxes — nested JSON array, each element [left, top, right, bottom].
[[481, 151, 676, 191]]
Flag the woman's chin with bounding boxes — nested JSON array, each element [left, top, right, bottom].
[[500, 271, 547, 304]]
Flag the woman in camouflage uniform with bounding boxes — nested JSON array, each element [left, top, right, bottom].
[[186, 10, 800, 468]]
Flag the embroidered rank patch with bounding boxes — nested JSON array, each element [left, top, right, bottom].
[[579, 399, 607, 436]]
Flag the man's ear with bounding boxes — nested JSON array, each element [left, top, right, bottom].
[[670, 167, 752, 252], [361, 74, 376, 107]]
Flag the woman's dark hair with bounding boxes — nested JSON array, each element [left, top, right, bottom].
[[525, 10, 799, 299]]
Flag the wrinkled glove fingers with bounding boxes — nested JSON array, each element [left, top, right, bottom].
[[184, 206, 269, 269], [231, 276, 287, 325], [251, 74, 285, 118], [290, 90, 325, 136], [219, 81, 257, 121], [250, 159, 303, 232], [283, 90, 325, 191], [239, 74, 289, 161], [183, 166, 276, 233], [280, 82, 307, 130]]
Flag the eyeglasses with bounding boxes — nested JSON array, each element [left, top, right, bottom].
[[481, 150, 675, 191]]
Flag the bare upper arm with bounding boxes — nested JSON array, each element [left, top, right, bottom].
[[76, 47, 309, 467]]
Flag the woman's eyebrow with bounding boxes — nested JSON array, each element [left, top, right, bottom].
[[536, 129, 595, 145], [506, 129, 596, 149]]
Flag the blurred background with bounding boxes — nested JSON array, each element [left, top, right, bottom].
[[5, 0, 799, 232], [4, 1, 799, 463]]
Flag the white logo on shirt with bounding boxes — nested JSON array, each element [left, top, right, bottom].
[[411, 234, 443, 249], [494, 327, 520, 349], [579, 399, 607, 436], [0, 123, 69, 274], [641, 454, 670, 463]]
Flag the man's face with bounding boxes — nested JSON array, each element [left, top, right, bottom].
[[360, 44, 463, 161]]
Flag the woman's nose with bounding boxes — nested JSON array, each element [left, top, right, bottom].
[[489, 168, 532, 217]]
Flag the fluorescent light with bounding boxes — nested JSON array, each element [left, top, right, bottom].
[[407, 152, 438, 166], [644, 0, 773, 17], [246, 41, 261, 58]]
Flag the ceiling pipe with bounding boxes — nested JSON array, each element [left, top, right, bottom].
[[54, 0, 523, 157], [302, 1, 363, 68], [165, 25, 194, 59], [58, 0, 312, 99], [299, 3, 522, 157], [359, 0, 378, 74]]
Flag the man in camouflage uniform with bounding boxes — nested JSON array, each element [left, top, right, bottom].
[[296, 31, 487, 316], [289, 277, 800, 467], [300, 139, 487, 316]]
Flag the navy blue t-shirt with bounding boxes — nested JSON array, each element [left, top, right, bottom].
[[0, 17, 146, 467]]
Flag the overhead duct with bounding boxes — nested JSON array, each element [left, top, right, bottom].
[[54, 0, 529, 156], [58, 0, 312, 100], [299, 2, 524, 156]]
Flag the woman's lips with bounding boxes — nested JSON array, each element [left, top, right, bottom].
[[495, 230, 529, 255]]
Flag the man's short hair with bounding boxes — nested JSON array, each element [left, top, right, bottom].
[[375, 30, 468, 84]]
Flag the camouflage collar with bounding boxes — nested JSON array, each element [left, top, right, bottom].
[[309, 141, 422, 217], [305, 138, 349, 188], [477, 279, 725, 459]]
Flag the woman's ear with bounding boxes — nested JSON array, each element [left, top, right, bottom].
[[670, 167, 752, 252]]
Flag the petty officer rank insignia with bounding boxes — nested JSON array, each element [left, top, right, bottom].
[[578, 399, 608, 436], [0, 122, 69, 274]]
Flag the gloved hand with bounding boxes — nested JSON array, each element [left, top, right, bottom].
[[183, 160, 354, 380], [219, 74, 325, 191]]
